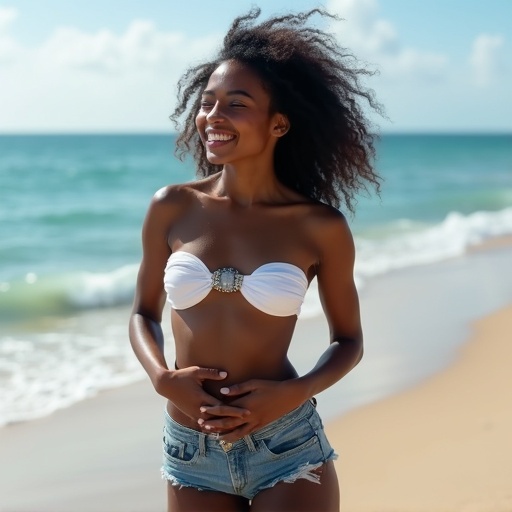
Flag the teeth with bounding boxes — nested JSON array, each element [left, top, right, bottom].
[[207, 133, 234, 142]]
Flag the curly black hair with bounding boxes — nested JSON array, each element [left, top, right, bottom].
[[170, 8, 383, 212]]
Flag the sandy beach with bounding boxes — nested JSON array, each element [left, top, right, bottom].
[[1, 245, 512, 511], [327, 304, 512, 512]]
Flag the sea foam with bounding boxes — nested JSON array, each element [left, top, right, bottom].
[[355, 206, 512, 283], [1, 207, 512, 425]]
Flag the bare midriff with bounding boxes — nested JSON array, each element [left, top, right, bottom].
[[166, 290, 300, 430]]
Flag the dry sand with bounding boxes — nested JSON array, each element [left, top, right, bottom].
[[1, 262, 512, 511], [328, 305, 512, 512]]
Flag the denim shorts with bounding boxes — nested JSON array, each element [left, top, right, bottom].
[[161, 399, 337, 500]]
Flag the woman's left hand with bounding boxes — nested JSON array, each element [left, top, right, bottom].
[[198, 379, 306, 442]]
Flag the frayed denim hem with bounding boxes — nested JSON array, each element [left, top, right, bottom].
[[162, 455, 337, 499], [161, 467, 210, 492], [259, 451, 338, 494]]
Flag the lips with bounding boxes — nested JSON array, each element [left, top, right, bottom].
[[205, 130, 236, 147], [207, 132, 235, 142]]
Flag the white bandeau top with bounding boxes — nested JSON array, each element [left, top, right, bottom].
[[164, 251, 308, 317]]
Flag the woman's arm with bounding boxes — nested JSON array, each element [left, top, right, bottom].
[[129, 188, 246, 422], [200, 208, 363, 440], [129, 187, 174, 386], [292, 210, 363, 398]]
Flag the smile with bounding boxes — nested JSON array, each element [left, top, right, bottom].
[[206, 132, 236, 142]]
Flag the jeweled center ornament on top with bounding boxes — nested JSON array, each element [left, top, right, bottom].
[[211, 267, 244, 293]]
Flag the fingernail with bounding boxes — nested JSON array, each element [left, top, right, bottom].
[[220, 387, 229, 394], [219, 371, 227, 378], [205, 425, 212, 430], [197, 418, 204, 425], [199, 407, 207, 413]]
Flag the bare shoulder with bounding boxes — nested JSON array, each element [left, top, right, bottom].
[[150, 181, 195, 208], [151, 174, 218, 205], [293, 202, 355, 275], [140, 184, 192, 245], [147, 177, 212, 218], [306, 202, 353, 246], [306, 202, 349, 225]]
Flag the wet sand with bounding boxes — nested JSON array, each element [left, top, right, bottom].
[[1, 245, 512, 511], [327, 304, 512, 512]]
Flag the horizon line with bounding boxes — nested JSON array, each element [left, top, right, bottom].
[[0, 130, 511, 136]]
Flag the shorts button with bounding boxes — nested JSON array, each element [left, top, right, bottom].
[[219, 441, 233, 452]]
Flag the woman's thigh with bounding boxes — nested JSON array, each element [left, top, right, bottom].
[[250, 460, 340, 512], [167, 483, 250, 512]]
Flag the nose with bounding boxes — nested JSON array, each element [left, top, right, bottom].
[[206, 102, 225, 123]]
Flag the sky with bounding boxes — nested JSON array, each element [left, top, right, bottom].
[[0, 0, 511, 134]]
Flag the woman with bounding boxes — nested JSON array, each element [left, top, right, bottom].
[[129, 8, 381, 512]]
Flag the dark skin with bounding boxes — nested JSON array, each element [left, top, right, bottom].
[[129, 60, 363, 511]]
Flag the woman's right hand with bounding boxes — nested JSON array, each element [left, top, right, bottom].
[[155, 366, 250, 429]]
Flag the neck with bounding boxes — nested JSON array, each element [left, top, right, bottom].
[[215, 162, 282, 207]]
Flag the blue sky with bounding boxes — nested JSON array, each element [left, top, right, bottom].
[[1, 0, 511, 133]]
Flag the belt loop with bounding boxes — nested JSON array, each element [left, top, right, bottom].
[[199, 433, 206, 456], [244, 434, 257, 452]]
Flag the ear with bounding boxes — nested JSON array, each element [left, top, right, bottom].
[[271, 114, 290, 137]]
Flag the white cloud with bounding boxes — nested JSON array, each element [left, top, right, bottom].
[[0, 6, 22, 62], [382, 48, 448, 79], [36, 20, 210, 73], [470, 33, 505, 87], [0, 13, 221, 132], [326, 0, 448, 79], [0, 5, 17, 30], [1, 3, 510, 133], [0, 8, 220, 77]]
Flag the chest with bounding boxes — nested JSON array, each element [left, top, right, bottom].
[[168, 202, 316, 275]]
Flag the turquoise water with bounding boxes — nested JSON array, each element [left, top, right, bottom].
[[1, 135, 187, 280], [2, 134, 511, 284], [358, 134, 512, 225], [1, 133, 511, 424]]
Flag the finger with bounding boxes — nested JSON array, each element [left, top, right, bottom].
[[197, 416, 247, 430], [199, 405, 250, 418], [196, 418, 242, 432], [220, 380, 257, 397], [194, 367, 228, 381], [198, 391, 224, 407], [200, 417, 249, 431]]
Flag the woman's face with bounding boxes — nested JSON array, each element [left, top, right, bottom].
[[195, 59, 287, 167]]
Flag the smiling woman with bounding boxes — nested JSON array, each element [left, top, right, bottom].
[[195, 60, 287, 168], [129, 7, 382, 512]]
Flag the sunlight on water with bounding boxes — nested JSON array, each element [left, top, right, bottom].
[[1, 133, 511, 425]]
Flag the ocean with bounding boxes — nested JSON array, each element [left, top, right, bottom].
[[1, 133, 511, 426]]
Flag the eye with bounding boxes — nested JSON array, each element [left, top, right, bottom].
[[200, 101, 213, 110], [230, 102, 246, 108]]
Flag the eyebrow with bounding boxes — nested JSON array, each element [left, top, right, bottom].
[[202, 89, 255, 100]]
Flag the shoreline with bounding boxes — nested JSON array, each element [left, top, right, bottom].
[[1, 243, 512, 511], [326, 303, 512, 512], [2, 234, 512, 429], [1, 304, 510, 511]]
